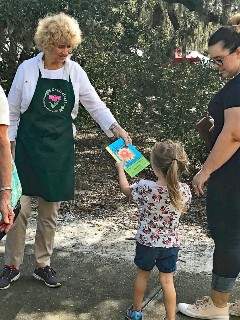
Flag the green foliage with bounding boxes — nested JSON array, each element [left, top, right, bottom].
[[0, 0, 230, 173], [78, 47, 222, 170]]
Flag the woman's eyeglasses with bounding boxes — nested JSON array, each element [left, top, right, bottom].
[[210, 46, 238, 66], [57, 44, 73, 53]]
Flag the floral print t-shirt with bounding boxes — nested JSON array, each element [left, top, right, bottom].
[[131, 179, 191, 248]]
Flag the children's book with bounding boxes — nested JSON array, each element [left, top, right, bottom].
[[106, 138, 150, 177]]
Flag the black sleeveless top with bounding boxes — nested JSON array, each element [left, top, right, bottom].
[[208, 73, 240, 185]]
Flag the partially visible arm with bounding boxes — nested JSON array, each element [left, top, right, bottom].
[[115, 162, 131, 197], [193, 107, 240, 195], [0, 124, 14, 229], [0, 125, 11, 188], [203, 107, 240, 172], [8, 65, 24, 142]]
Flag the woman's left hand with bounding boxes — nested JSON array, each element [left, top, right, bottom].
[[111, 125, 132, 145], [192, 168, 211, 196]]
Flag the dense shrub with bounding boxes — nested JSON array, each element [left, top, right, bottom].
[[0, 0, 224, 172]]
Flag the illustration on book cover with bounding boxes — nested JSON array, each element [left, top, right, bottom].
[[106, 138, 150, 177]]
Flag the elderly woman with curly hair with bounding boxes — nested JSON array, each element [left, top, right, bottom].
[[0, 12, 131, 289]]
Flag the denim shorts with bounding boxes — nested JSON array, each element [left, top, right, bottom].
[[134, 242, 179, 272]]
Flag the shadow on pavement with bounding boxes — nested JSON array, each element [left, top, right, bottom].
[[0, 245, 240, 319]]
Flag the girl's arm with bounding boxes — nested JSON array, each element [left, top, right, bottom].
[[115, 162, 131, 197]]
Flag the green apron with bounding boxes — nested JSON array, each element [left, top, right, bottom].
[[15, 69, 75, 202]]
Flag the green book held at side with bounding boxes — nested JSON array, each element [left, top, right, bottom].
[[0, 161, 22, 239], [0, 161, 22, 221], [106, 138, 150, 177], [11, 161, 22, 208]]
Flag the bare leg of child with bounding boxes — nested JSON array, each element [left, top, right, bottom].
[[159, 272, 176, 320], [133, 268, 150, 310]]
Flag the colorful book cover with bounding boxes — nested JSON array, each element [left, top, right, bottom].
[[106, 138, 150, 177], [0, 161, 22, 221], [11, 161, 22, 209]]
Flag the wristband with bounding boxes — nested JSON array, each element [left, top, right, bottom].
[[109, 123, 120, 131], [0, 187, 12, 192]]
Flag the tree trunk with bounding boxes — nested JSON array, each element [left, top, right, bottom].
[[167, 3, 180, 30], [152, 1, 164, 28], [162, 0, 221, 24], [220, 0, 232, 24]]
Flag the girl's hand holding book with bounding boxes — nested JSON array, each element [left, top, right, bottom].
[[115, 161, 125, 170]]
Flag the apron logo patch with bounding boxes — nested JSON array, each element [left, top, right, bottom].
[[43, 89, 67, 112]]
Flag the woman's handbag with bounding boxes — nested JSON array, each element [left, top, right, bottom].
[[195, 115, 214, 149], [0, 161, 22, 239]]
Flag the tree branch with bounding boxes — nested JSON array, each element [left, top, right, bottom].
[[167, 3, 180, 30], [163, 0, 203, 11], [162, 0, 221, 23], [152, 2, 164, 28]]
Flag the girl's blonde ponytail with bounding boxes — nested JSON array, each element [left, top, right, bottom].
[[151, 140, 188, 212], [166, 159, 184, 211]]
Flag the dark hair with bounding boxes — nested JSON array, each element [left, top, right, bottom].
[[208, 26, 240, 51]]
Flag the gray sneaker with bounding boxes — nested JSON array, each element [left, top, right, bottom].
[[0, 265, 20, 289], [33, 266, 61, 288]]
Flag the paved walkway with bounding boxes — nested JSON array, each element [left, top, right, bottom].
[[0, 244, 240, 319]]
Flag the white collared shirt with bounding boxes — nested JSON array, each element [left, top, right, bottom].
[[8, 52, 117, 140], [0, 85, 9, 125]]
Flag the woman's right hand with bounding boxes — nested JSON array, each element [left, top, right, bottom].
[[111, 124, 132, 146]]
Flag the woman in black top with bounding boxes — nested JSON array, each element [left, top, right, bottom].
[[178, 19, 240, 320]]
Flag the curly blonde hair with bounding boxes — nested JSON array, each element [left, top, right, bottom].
[[228, 13, 240, 33], [34, 12, 82, 51], [150, 140, 189, 212]]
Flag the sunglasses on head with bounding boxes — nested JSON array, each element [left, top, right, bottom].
[[210, 46, 238, 66]]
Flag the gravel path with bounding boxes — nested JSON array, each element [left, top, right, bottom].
[[21, 205, 214, 274]]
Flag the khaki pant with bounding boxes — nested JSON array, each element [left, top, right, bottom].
[[5, 195, 60, 268]]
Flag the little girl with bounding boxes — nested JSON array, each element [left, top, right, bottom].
[[116, 139, 192, 320]]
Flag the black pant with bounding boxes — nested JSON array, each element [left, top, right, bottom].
[[207, 178, 240, 278]]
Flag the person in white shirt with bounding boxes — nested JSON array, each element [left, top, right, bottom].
[[0, 85, 14, 234], [0, 12, 131, 290]]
